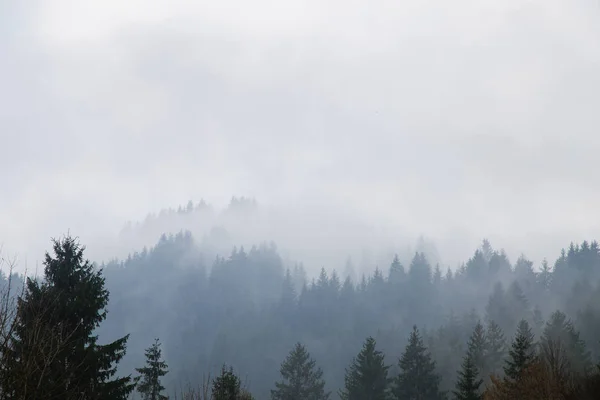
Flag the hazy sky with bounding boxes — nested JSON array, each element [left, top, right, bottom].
[[2, 0, 600, 269]]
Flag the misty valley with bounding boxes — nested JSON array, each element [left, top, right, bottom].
[[1, 198, 600, 400]]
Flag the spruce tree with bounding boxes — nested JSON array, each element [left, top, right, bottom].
[[393, 325, 445, 400], [4, 236, 134, 399], [484, 320, 506, 378], [466, 322, 487, 377], [212, 365, 241, 400], [135, 338, 169, 400], [452, 354, 483, 400], [271, 343, 330, 400], [503, 319, 536, 381], [339, 336, 390, 400]]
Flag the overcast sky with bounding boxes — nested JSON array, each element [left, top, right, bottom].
[[1, 0, 600, 269]]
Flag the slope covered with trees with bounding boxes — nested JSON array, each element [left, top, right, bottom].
[[3, 203, 600, 399]]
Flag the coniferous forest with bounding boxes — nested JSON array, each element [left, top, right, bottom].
[[2, 199, 600, 399]]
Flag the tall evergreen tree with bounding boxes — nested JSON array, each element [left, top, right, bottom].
[[466, 322, 487, 377], [271, 343, 330, 400], [484, 320, 506, 379], [452, 353, 483, 400], [135, 338, 169, 400], [4, 236, 134, 399], [503, 319, 536, 381], [393, 325, 445, 400], [339, 337, 390, 400], [388, 255, 406, 284], [212, 365, 241, 400]]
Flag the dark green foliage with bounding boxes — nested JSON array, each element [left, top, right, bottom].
[[271, 343, 330, 400], [212, 365, 241, 400], [452, 354, 483, 400], [503, 319, 536, 381], [38, 211, 600, 399], [394, 326, 445, 400], [135, 338, 169, 400], [4, 236, 134, 400], [340, 337, 390, 400]]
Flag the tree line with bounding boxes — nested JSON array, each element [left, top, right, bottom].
[[2, 229, 600, 398]]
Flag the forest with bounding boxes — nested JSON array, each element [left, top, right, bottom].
[[1, 198, 600, 399]]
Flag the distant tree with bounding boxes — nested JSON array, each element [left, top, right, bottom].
[[271, 343, 330, 400], [388, 255, 406, 284], [484, 320, 506, 379], [503, 320, 536, 382], [280, 268, 297, 308], [485, 283, 510, 333], [408, 252, 432, 288], [465, 250, 487, 282], [340, 336, 390, 400], [453, 353, 483, 400], [531, 306, 544, 336], [467, 322, 487, 378], [433, 264, 443, 286], [537, 259, 552, 291], [540, 310, 591, 377], [393, 325, 445, 400], [135, 338, 169, 400]]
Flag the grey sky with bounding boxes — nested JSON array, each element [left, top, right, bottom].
[[2, 0, 600, 269]]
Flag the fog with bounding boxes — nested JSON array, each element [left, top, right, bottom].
[[2, 1, 600, 399], [2, 0, 600, 271]]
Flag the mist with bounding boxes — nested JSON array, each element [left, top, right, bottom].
[[2, 0, 600, 270], [2, 0, 600, 399]]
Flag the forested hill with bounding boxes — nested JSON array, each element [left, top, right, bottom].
[[94, 225, 600, 399], [110, 197, 432, 277]]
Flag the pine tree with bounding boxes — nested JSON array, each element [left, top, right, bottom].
[[452, 354, 483, 400], [484, 320, 506, 378], [135, 338, 169, 400], [393, 325, 445, 400], [271, 343, 330, 400], [4, 236, 134, 399], [503, 319, 536, 381], [212, 365, 241, 400], [339, 336, 390, 400]]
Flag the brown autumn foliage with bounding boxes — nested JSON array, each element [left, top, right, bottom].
[[485, 338, 600, 400]]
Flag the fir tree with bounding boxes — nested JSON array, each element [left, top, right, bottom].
[[452, 354, 483, 400], [388, 254, 405, 284], [340, 336, 390, 400], [212, 365, 241, 400], [484, 320, 506, 378], [4, 236, 134, 399], [135, 338, 169, 400], [467, 322, 487, 377], [271, 343, 330, 400], [503, 319, 536, 381], [537, 258, 552, 290], [393, 325, 445, 400]]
